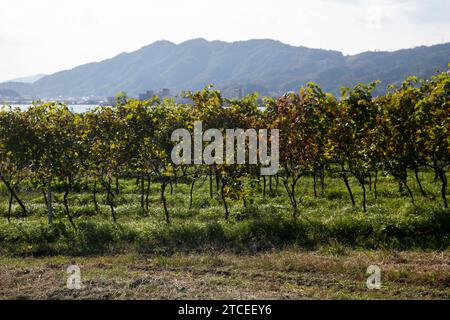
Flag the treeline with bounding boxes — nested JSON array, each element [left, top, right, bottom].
[[0, 72, 449, 226]]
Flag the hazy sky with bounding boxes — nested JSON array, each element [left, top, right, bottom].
[[1, 0, 449, 82]]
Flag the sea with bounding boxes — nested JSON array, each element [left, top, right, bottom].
[[5, 105, 99, 113]]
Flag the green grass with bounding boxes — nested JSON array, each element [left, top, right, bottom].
[[0, 172, 449, 300], [0, 171, 449, 256]]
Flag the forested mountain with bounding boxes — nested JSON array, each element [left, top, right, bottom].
[[1, 39, 449, 98]]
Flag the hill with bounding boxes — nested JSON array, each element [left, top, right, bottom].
[[1, 39, 449, 98], [7, 74, 46, 84]]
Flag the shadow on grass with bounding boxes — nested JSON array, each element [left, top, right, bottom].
[[0, 206, 449, 257]]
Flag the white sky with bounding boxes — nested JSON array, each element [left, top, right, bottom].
[[1, 0, 449, 82]]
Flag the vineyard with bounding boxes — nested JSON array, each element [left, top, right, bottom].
[[0, 71, 449, 256]]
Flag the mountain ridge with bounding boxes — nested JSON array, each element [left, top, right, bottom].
[[7, 73, 46, 84], [1, 39, 449, 98]]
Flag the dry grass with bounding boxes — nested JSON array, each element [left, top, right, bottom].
[[0, 248, 449, 300]]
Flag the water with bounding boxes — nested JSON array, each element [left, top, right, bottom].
[[5, 105, 99, 113]]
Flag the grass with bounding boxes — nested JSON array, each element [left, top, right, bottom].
[[0, 171, 449, 299], [0, 171, 449, 255], [0, 249, 448, 299]]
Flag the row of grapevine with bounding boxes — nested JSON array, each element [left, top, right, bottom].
[[0, 71, 448, 225]]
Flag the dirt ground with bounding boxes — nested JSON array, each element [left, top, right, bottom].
[[0, 249, 449, 300]]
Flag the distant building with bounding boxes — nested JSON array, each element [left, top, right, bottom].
[[159, 88, 171, 98], [138, 90, 155, 101], [86, 99, 100, 105], [106, 96, 115, 106]]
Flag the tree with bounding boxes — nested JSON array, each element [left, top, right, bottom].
[[25, 103, 81, 226], [415, 72, 450, 208], [326, 82, 380, 211], [378, 78, 422, 205], [0, 106, 31, 219]]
